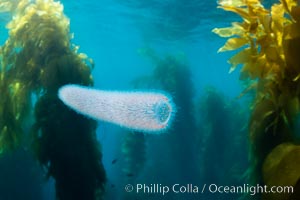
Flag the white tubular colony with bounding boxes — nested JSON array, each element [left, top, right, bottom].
[[58, 84, 176, 133]]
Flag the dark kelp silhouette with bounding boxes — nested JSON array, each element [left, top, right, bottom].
[[198, 87, 248, 199], [128, 49, 199, 199], [0, 1, 106, 199]]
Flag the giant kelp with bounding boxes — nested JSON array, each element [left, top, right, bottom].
[[153, 53, 198, 185], [137, 49, 198, 187], [214, 0, 300, 198], [33, 94, 105, 200], [199, 87, 248, 194], [0, 0, 105, 199], [121, 132, 146, 200], [263, 143, 300, 199], [200, 87, 250, 199]]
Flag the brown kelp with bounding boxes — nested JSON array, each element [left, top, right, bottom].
[[0, 0, 105, 199], [198, 87, 248, 199], [121, 133, 146, 180], [121, 132, 146, 200], [137, 49, 198, 186], [214, 0, 300, 198]]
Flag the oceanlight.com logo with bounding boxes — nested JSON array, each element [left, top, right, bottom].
[[124, 183, 294, 196], [208, 184, 294, 196]]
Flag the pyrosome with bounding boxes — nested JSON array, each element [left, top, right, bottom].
[[58, 84, 176, 133]]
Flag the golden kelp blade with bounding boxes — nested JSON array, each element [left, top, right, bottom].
[[263, 143, 300, 200], [227, 47, 251, 73], [218, 0, 246, 7], [218, 0, 262, 6], [0, 1, 11, 12], [281, 0, 298, 14], [218, 37, 249, 52], [221, 5, 252, 21]]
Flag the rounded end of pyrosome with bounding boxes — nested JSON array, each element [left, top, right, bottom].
[[153, 96, 176, 133]]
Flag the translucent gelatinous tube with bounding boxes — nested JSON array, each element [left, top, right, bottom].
[[58, 84, 176, 133]]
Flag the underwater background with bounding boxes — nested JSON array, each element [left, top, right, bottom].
[[0, 0, 299, 199]]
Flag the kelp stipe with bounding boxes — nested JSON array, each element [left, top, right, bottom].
[[0, 0, 106, 199], [198, 87, 249, 199], [136, 49, 199, 185], [33, 94, 106, 200], [214, 0, 300, 199], [121, 132, 146, 200]]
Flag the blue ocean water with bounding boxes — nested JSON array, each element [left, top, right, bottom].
[[0, 0, 259, 199], [60, 0, 248, 199], [62, 0, 242, 95], [63, 0, 243, 180]]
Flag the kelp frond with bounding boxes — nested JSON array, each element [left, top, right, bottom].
[[0, 0, 105, 199], [214, 0, 300, 196], [214, 0, 300, 129]]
